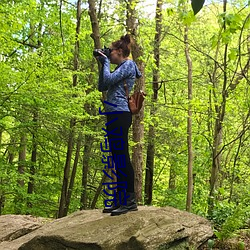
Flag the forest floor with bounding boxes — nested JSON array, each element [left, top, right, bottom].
[[200, 230, 250, 249]]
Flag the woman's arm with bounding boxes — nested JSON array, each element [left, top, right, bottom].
[[98, 65, 108, 91], [102, 59, 133, 87]]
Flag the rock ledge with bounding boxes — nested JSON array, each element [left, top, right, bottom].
[[0, 206, 214, 250]]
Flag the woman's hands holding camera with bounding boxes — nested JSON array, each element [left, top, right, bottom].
[[96, 51, 108, 64]]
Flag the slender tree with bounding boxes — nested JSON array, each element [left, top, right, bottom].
[[27, 7, 43, 206], [65, 133, 82, 214], [208, 1, 250, 215], [58, 0, 82, 218], [145, 0, 163, 205], [208, 0, 228, 216], [184, 24, 193, 212], [126, 0, 145, 203], [87, 0, 113, 210], [18, 135, 26, 188]]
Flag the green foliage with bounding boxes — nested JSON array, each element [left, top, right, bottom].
[[207, 239, 215, 249], [214, 204, 250, 240], [238, 241, 245, 250], [0, 1, 249, 238], [210, 200, 236, 226]]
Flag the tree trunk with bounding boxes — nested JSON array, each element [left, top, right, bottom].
[[87, 0, 106, 100], [80, 135, 93, 210], [64, 133, 82, 215], [88, 0, 101, 49], [58, 0, 81, 218], [168, 95, 177, 190], [27, 7, 43, 207], [208, 0, 228, 216], [72, 0, 81, 88], [15, 134, 27, 214], [58, 119, 75, 218], [168, 165, 176, 190], [2, 137, 15, 214], [126, 0, 145, 203], [0, 129, 5, 214], [27, 110, 38, 207], [88, 0, 116, 208], [0, 129, 2, 148], [28, 131, 36, 193], [18, 135, 26, 187], [184, 25, 193, 212], [0, 127, 4, 213], [91, 173, 107, 209], [144, 0, 162, 205], [7, 137, 15, 164]]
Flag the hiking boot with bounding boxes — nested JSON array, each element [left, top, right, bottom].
[[102, 191, 123, 213], [110, 192, 138, 216]]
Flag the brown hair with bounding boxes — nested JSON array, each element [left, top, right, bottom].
[[112, 34, 131, 57]]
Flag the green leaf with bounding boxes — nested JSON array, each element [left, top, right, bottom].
[[210, 34, 218, 49], [167, 8, 174, 16], [181, 10, 196, 26], [221, 29, 232, 44], [238, 242, 245, 250], [208, 239, 215, 249], [228, 48, 238, 61], [191, 0, 205, 15]]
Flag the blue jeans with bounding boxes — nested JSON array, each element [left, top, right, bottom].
[[106, 112, 134, 192]]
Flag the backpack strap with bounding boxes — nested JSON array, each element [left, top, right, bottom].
[[123, 80, 129, 99]]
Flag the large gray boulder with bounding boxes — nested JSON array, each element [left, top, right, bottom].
[[0, 214, 49, 243], [0, 206, 213, 250]]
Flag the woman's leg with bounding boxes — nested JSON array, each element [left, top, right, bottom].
[[106, 112, 134, 192], [106, 112, 138, 215]]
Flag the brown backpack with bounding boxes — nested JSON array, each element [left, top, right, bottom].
[[123, 81, 146, 114]]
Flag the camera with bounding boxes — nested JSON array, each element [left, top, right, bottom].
[[93, 46, 111, 58]]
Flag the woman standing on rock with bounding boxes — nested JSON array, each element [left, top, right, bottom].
[[96, 34, 141, 216]]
